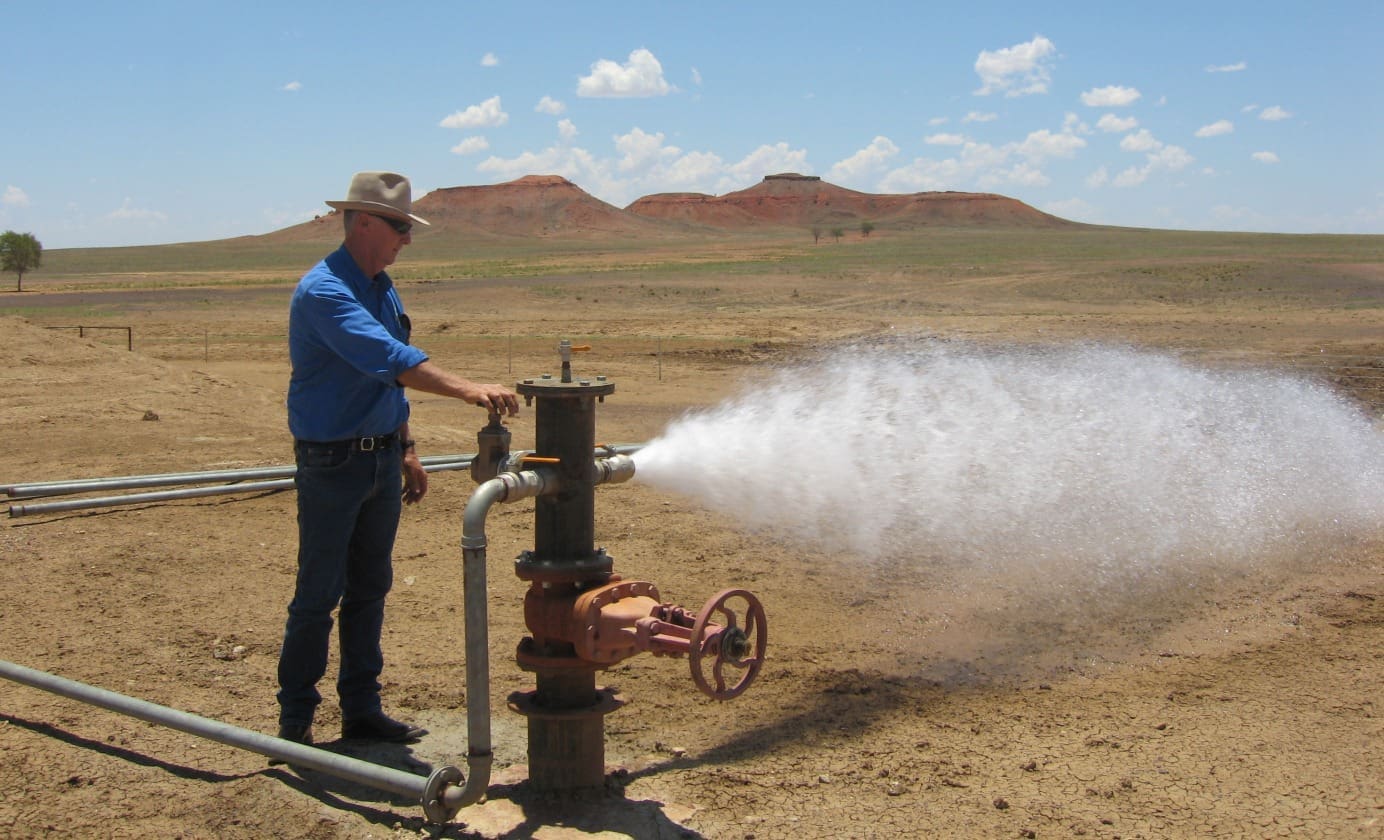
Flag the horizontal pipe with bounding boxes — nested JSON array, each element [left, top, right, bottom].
[[7, 460, 476, 518], [9, 479, 294, 517], [5, 445, 645, 501], [6, 454, 473, 500], [0, 659, 465, 823]]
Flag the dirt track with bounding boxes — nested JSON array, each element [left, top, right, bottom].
[[1, 247, 1381, 838]]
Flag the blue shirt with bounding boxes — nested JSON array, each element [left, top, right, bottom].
[[287, 246, 429, 441]]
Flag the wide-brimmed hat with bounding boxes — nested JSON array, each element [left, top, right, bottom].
[[325, 171, 431, 226]]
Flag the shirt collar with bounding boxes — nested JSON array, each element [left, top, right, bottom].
[[325, 244, 392, 298]]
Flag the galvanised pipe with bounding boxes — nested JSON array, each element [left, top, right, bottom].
[[8, 461, 476, 518], [0, 659, 467, 824], [10, 478, 295, 517], [4, 448, 644, 501], [459, 467, 554, 807], [6, 454, 474, 500]]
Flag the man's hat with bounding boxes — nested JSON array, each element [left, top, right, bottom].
[[325, 171, 431, 226]]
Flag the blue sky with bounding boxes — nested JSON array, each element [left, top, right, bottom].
[[3, 1, 1381, 249]]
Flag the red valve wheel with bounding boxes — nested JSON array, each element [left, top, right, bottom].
[[688, 588, 767, 700]]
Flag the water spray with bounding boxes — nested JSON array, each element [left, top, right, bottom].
[[634, 339, 1384, 590]]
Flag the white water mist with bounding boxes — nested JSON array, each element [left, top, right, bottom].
[[633, 340, 1384, 586]]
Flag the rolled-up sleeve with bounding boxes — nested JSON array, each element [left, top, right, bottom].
[[300, 284, 428, 381], [287, 250, 430, 441]]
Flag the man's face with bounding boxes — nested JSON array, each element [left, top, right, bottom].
[[362, 213, 412, 269]]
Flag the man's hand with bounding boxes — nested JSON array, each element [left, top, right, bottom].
[[402, 451, 428, 504], [397, 361, 520, 417], [465, 382, 520, 417]]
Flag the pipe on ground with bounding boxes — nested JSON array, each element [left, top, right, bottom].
[[0, 659, 467, 823]]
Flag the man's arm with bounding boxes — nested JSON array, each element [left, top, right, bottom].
[[396, 360, 520, 416]]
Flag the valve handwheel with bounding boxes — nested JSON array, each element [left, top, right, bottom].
[[688, 588, 767, 700]]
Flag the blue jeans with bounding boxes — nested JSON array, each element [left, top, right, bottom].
[[277, 442, 402, 727]]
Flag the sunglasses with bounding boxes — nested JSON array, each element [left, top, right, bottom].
[[369, 213, 413, 235]]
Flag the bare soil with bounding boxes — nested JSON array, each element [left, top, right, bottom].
[[1, 242, 1381, 839]]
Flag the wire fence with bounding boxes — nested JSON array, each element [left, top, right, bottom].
[[47, 326, 1384, 405]]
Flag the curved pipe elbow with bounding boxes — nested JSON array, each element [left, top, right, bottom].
[[462, 470, 551, 549], [457, 752, 493, 809]]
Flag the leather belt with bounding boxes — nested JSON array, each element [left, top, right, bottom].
[[295, 433, 399, 452]]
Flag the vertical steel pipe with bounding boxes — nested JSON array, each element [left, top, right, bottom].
[[512, 367, 619, 792]]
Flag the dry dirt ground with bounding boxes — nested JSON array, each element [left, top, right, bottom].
[[1, 248, 1381, 839]]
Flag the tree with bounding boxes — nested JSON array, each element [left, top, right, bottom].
[[860, 220, 875, 238], [0, 231, 41, 292], [830, 227, 844, 243]]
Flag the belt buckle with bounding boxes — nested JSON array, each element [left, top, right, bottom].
[[358, 436, 376, 452]]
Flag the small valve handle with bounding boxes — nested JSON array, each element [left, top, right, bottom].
[[557, 339, 591, 383], [688, 588, 767, 700]]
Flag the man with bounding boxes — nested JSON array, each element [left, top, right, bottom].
[[276, 171, 519, 746]]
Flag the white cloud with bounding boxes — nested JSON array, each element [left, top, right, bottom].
[[877, 155, 968, 192], [1149, 145, 1193, 170], [477, 146, 605, 191], [962, 111, 998, 123], [107, 198, 167, 222], [481, 52, 499, 67], [615, 127, 682, 173], [1206, 61, 1247, 73], [973, 35, 1057, 97], [691, 67, 703, 86], [1252, 151, 1280, 164], [928, 116, 950, 126], [924, 133, 965, 146], [1081, 85, 1141, 107], [980, 161, 1051, 188], [1017, 128, 1086, 161], [282, 81, 302, 92], [1112, 166, 1148, 188], [1086, 166, 1109, 188], [1241, 103, 1260, 113], [440, 96, 509, 130], [872, 114, 1092, 194], [1110, 132, 1194, 187], [728, 143, 811, 185], [535, 96, 566, 115], [1195, 120, 1235, 137], [829, 136, 900, 183], [577, 48, 674, 98], [1120, 129, 1161, 152], [450, 136, 490, 155], [557, 119, 577, 141], [2, 185, 29, 207], [1097, 114, 1138, 133], [1259, 106, 1292, 121]]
